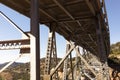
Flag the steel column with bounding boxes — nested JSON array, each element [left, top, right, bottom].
[[74, 52, 80, 80], [70, 52, 74, 80], [52, 32, 59, 80], [44, 22, 59, 80], [30, 0, 40, 80], [96, 12, 108, 79], [63, 41, 70, 80], [44, 31, 54, 75], [44, 27, 58, 80]]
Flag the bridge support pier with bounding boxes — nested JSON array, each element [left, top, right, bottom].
[[96, 13, 109, 80], [30, 0, 40, 80], [63, 41, 69, 80], [44, 23, 58, 80], [63, 41, 74, 80], [44, 40, 109, 80]]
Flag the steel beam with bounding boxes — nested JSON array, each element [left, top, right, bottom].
[[96, 11, 108, 79], [0, 39, 30, 50], [32, 4, 96, 54], [75, 46, 97, 77], [70, 52, 74, 80], [63, 41, 70, 80], [96, 15, 107, 63], [44, 0, 83, 9], [74, 52, 78, 79], [52, 0, 96, 53], [52, 0, 74, 20], [50, 44, 75, 76], [30, 0, 40, 80], [0, 11, 29, 38], [43, 23, 59, 80], [44, 31, 54, 75], [85, 0, 95, 16], [52, 31, 59, 80], [40, 17, 93, 24], [101, 0, 110, 57]]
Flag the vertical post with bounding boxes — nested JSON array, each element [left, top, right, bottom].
[[96, 13, 107, 80], [63, 41, 70, 80], [44, 31, 53, 75], [52, 31, 59, 80], [70, 53, 74, 80], [30, 0, 40, 80], [44, 23, 58, 80], [74, 52, 79, 80]]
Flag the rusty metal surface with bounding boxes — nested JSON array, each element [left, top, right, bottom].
[[0, 0, 110, 57]]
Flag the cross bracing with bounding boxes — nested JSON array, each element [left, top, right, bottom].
[[0, 0, 110, 80]]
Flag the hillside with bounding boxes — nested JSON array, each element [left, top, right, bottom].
[[109, 42, 120, 63], [0, 62, 30, 80], [108, 42, 120, 80], [108, 42, 120, 67], [0, 42, 120, 80]]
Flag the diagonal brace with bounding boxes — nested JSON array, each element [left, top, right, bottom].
[[0, 11, 29, 38], [75, 46, 97, 77], [50, 44, 75, 76]]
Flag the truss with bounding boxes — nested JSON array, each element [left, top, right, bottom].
[[0, 0, 111, 80]]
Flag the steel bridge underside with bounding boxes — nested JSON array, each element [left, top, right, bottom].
[[0, 0, 110, 61], [0, 0, 110, 67]]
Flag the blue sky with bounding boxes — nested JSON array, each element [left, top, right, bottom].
[[105, 0, 120, 44], [0, 0, 120, 63], [0, 3, 66, 63]]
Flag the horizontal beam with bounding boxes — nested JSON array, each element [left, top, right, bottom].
[[44, 0, 83, 9], [52, 0, 75, 20], [0, 39, 30, 50], [85, 0, 95, 16], [40, 18, 92, 24], [20, 48, 30, 54], [0, 39, 30, 44]]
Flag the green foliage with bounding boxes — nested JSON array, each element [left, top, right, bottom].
[[12, 72, 30, 80], [110, 42, 120, 55], [109, 56, 120, 64], [109, 42, 120, 64], [0, 63, 30, 80], [0, 76, 4, 80]]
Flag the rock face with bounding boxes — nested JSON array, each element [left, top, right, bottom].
[[109, 67, 120, 80]]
